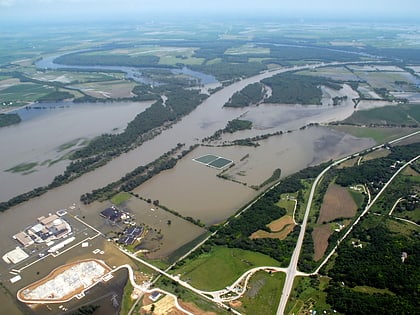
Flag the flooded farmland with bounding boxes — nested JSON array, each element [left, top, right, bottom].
[[0, 101, 153, 202], [135, 127, 375, 225], [0, 63, 379, 315]]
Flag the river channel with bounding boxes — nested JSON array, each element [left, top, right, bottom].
[[0, 61, 377, 314], [0, 62, 375, 246]]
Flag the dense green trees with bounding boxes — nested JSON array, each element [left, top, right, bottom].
[[224, 83, 265, 108], [224, 119, 252, 133], [325, 216, 420, 314], [335, 142, 420, 191], [0, 113, 21, 127], [262, 73, 341, 105]]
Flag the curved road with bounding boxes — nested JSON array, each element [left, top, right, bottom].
[[276, 130, 420, 314]]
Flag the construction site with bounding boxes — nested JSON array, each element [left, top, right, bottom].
[[17, 259, 111, 304]]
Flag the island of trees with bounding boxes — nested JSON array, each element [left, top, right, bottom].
[[0, 113, 21, 128]]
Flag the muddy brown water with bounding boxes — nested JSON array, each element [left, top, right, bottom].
[[0, 66, 377, 314]]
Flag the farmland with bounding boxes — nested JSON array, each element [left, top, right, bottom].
[[317, 184, 358, 224]]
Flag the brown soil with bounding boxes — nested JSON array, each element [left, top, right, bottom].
[[403, 166, 420, 176], [229, 300, 242, 308], [267, 216, 294, 231], [318, 184, 357, 224], [250, 215, 295, 240], [250, 224, 295, 240], [312, 225, 332, 261], [141, 295, 181, 315], [362, 148, 390, 162]]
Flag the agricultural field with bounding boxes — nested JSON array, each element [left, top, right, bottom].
[[311, 225, 333, 261], [71, 80, 137, 99], [360, 147, 391, 162], [172, 246, 281, 291], [317, 184, 358, 224], [0, 82, 54, 104], [225, 44, 270, 55], [329, 125, 419, 144], [342, 104, 420, 126], [250, 215, 296, 240], [31, 71, 126, 84]]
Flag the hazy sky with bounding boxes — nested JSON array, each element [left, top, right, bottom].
[[1, 0, 419, 23]]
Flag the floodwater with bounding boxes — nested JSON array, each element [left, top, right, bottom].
[[0, 63, 377, 314], [36, 55, 218, 85], [0, 101, 153, 202], [134, 127, 375, 225], [0, 66, 366, 236]]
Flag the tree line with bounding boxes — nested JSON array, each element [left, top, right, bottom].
[[0, 113, 21, 127]]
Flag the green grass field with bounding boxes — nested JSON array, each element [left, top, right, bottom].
[[110, 192, 132, 206], [225, 45, 270, 55], [329, 126, 419, 144], [173, 246, 281, 291], [238, 271, 285, 315], [0, 83, 53, 103], [348, 189, 365, 208], [286, 276, 334, 315], [276, 194, 297, 216], [343, 105, 419, 126]]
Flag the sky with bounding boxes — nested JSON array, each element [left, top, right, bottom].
[[1, 0, 419, 23]]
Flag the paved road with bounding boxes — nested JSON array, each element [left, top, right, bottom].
[[277, 130, 420, 314], [276, 155, 351, 315]]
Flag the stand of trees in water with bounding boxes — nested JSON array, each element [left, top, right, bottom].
[[221, 73, 345, 109], [262, 73, 341, 105], [0, 113, 21, 127], [223, 82, 265, 107], [80, 143, 198, 204], [0, 85, 207, 212]]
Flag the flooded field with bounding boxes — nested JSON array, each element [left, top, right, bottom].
[[135, 127, 374, 225], [134, 146, 256, 225], [0, 101, 152, 202], [0, 63, 381, 314], [122, 198, 206, 259]]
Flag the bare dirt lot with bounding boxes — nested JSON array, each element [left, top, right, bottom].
[[142, 294, 181, 315], [317, 184, 357, 224], [141, 293, 217, 315], [312, 225, 332, 261]]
